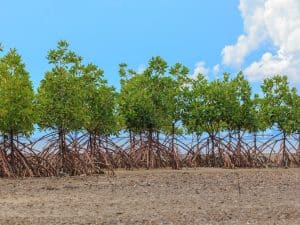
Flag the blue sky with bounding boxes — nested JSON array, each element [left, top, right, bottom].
[[1, 0, 299, 91], [1, 0, 241, 87]]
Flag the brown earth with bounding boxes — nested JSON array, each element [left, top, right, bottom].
[[0, 168, 299, 225]]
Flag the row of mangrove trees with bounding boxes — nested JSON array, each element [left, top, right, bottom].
[[0, 41, 299, 177]]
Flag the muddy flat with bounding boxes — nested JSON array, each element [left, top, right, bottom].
[[0, 168, 299, 225]]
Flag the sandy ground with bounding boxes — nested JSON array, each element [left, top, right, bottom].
[[0, 168, 299, 225]]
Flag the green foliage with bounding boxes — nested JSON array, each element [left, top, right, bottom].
[[119, 70, 157, 133], [36, 41, 87, 132], [0, 48, 35, 136], [168, 63, 190, 124], [182, 74, 207, 135], [81, 63, 118, 136], [118, 56, 188, 134], [183, 73, 233, 135], [224, 72, 254, 132], [183, 72, 273, 135], [261, 75, 299, 135], [248, 94, 268, 133]]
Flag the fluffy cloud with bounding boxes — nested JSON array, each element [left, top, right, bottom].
[[222, 0, 300, 83], [244, 51, 300, 82], [191, 61, 210, 79], [222, 0, 267, 66]]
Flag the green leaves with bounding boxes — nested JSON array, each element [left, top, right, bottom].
[[47, 40, 82, 68], [119, 72, 156, 132], [36, 41, 87, 132], [183, 72, 268, 135], [261, 75, 299, 134], [225, 72, 253, 132], [36, 41, 119, 137], [183, 73, 231, 135], [81, 63, 118, 136], [118, 57, 188, 134], [0, 48, 35, 136], [144, 56, 168, 77]]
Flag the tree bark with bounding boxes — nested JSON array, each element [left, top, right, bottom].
[[282, 132, 287, 167], [206, 138, 209, 166], [210, 134, 215, 167], [10, 129, 14, 169], [228, 132, 232, 151], [147, 129, 153, 169], [89, 132, 97, 156], [129, 130, 133, 152], [237, 129, 241, 167], [297, 133, 300, 157], [58, 128, 67, 173], [171, 123, 176, 169], [253, 132, 257, 167], [156, 132, 161, 167], [89, 133, 93, 155]]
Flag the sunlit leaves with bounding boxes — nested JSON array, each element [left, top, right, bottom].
[[81, 63, 118, 136], [36, 41, 87, 132], [0, 48, 35, 136], [118, 57, 188, 134], [261, 75, 299, 134]]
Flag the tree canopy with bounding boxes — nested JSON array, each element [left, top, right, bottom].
[[261, 75, 299, 135], [36, 41, 87, 133], [81, 63, 118, 136], [0, 48, 35, 136], [119, 56, 189, 135]]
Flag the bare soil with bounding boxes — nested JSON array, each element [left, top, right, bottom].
[[0, 168, 299, 225]]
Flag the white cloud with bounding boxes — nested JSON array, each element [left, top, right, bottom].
[[191, 61, 209, 79], [244, 51, 300, 82], [213, 64, 220, 74], [222, 0, 300, 83], [222, 0, 267, 66]]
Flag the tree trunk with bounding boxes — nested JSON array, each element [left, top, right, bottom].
[[196, 134, 200, 152], [171, 123, 175, 153], [217, 132, 222, 166], [171, 122, 179, 169], [139, 132, 143, 150], [253, 133, 257, 156], [196, 134, 200, 166], [156, 132, 161, 167], [282, 132, 288, 167], [228, 132, 232, 151], [210, 134, 215, 167], [89, 133, 93, 155], [237, 129, 241, 167], [253, 132, 257, 167], [206, 138, 209, 166], [297, 133, 300, 157], [58, 128, 67, 173], [10, 130, 14, 169], [147, 129, 153, 169], [132, 132, 135, 152], [129, 130, 133, 152], [89, 132, 97, 156]]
